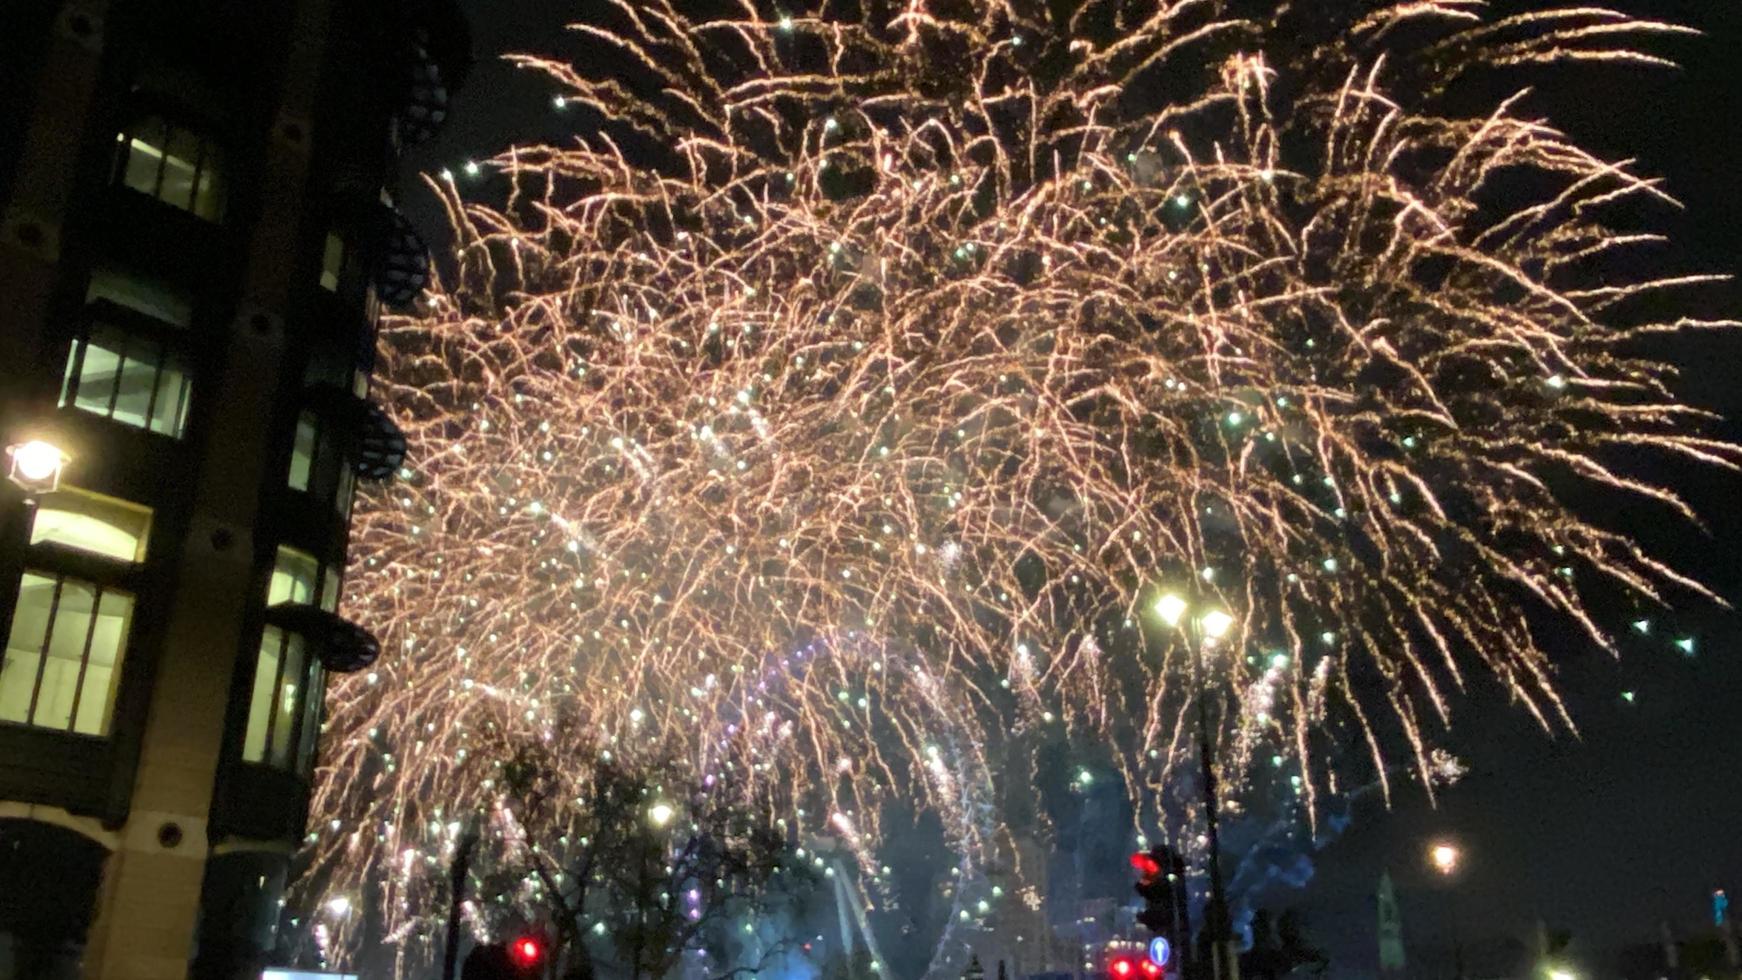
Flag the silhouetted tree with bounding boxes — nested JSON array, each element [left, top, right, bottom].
[[464, 733, 815, 980], [1242, 908, 1327, 979]]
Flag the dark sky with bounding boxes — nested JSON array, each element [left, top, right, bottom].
[[403, 2, 1742, 975]]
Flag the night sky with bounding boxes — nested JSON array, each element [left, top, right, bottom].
[[400, 2, 1742, 975]]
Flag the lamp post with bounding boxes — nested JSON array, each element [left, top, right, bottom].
[[1154, 591, 1239, 980], [1428, 841, 1464, 980]]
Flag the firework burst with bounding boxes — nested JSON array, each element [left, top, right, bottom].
[[307, 0, 1735, 971]]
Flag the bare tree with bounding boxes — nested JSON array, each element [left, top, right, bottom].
[[463, 735, 815, 980]]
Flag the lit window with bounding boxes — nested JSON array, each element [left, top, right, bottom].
[[319, 566, 340, 613], [289, 412, 318, 491], [241, 625, 323, 772], [287, 409, 357, 518], [114, 116, 224, 220], [268, 547, 320, 607], [268, 547, 339, 614], [29, 489, 152, 563], [0, 571, 134, 736], [60, 323, 192, 437], [86, 266, 193, 327], [335, 459, 356, 520], [320, 233, 345, 292]]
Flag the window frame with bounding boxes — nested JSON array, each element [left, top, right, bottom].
[[85, 265, 195, 328], [112, 113, 226, 221], [27, 487, 154, 564], [267, 544, 342, 612], [319, 231, 347, 293], [0, 570, 137, 736], [241, 624, 325, 774], [286, 404, 357, 519], [0, 488, 152, 739], [240, 547, 341, 774], [60, 298, 193, 439]]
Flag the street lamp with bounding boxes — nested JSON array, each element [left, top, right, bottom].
[[1153, 588, 1239, 980], [1426, 841, 1466, 980], [1155, 592, 1235, 644], [1430, 842, 1460, 877], [647, 802, 675, 828], [1154, 593, 1189, 628], [6, 439, 68, 494], [1198, 608, 1235, 642]]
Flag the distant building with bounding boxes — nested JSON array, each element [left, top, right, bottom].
[[0, 1, 467, 977], [1377, 871, 1405, 975], [970, 834, 1074, 980]]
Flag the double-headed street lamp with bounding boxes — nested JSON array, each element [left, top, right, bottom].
[[1153, 590, 1238, 980]]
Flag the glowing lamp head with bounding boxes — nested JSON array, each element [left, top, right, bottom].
[[1199, 608, 1234, 640], [1154, 593, 1188, 627], [1546, 970, 1576, 980], [647, 802, 676, 827], [7, 439, 67, 493], [1429, 842, 1460, 876]]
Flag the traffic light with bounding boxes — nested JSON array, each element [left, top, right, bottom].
[[462, 935, 546, 979], [1132, 845, 1182, 936]]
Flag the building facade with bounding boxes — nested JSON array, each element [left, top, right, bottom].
[[0, 1, 466, 977]]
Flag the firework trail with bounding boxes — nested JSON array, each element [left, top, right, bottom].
[[305, 0, 1736, 971]]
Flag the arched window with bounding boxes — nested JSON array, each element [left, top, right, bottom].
[[28, 489, 152, 563]]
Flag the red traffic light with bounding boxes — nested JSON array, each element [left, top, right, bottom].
[[510, 936, 544, 967], [1130, 851, 1162, 880]]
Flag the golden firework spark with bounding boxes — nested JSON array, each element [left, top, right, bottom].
[[305, 1, 1735, 971]]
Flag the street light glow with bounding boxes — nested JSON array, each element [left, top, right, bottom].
[[6, 439, 67, 492], [647, 802, 676, 827], [1154, 593, 1188, 627], [1199, 609, 1234, 640], [1430, 842, 1460, 876]]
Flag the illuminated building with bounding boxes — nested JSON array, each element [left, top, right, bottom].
[[0, 1, 466, 977]]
